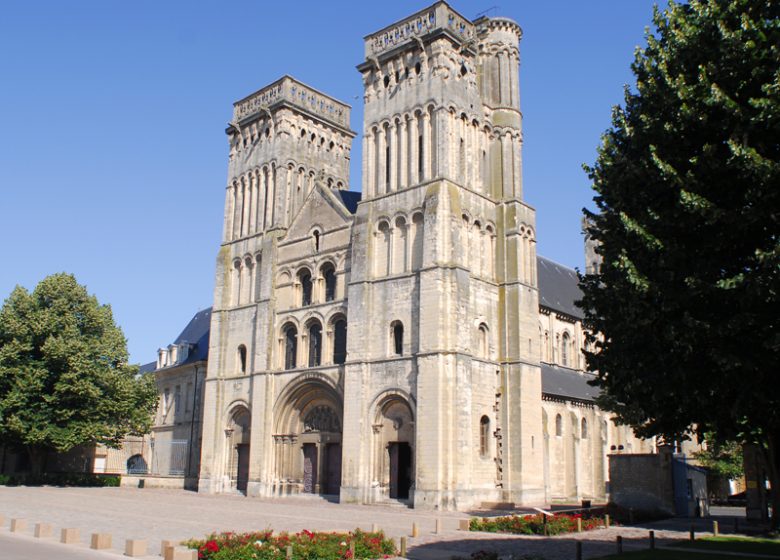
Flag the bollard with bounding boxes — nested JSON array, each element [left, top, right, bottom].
[[125, 539, 148, 557], [400, 536, 408, 557], [435, 518, 442, 534], [576, 541, 583, 560], [372, 523, 379, 533], [34, 523, 52, 538], [10, 518, 27, 533], [616, 535, 623, 555], [690, 524, 695, 541], [91, 533, 112, 550], [713, 520, 719, 536], [162, 539, 179, 556], [605, 514, 611, 529], [576, 517, 582, 533], [286, 545, 293, 559], [649, 530, 655, 550], [61, 528, 80, 544], [543, 522, 549, 536], [458, 519, 470, 531], [411, 522, 419, 537], [349, 541, 355, 558], [165, 547, 197, 560]]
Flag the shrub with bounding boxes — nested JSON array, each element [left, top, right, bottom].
[[0, 472, 120, 487], [184, 529, 396, 560], [469, 513, 606, 536]]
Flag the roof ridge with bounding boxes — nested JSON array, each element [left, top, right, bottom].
[[537, 254, 579, 274]]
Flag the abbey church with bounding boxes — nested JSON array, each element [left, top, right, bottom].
[[142, 1, 653, 511]]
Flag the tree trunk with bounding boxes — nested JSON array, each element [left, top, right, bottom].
[[765, 431, 780, 531], [27, 446, 45, 476]]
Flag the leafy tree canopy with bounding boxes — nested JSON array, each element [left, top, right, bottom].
[[0, 273, 157, 470], [579, 0, 779, 522]]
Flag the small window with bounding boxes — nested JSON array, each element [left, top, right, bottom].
[[561, 332, 571, 366], [238, 345, 247, 374], [308, 322, 322, 367], [333, 319, 347, 365], [479, 416, 490, 457], [555, 414, 562, 437], [478, 323, 489, 359], [392, 322, 404, 356], [299, 270, 313, 306], [323, 265, 337, 302], [313, 230, 321, 252], [283, 324, 297, 370], [581, 418, 589, 439]]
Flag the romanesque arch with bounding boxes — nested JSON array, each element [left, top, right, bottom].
[[370, 391, 415, 501], [225, 403, 251, 494], [272, 375, 343, 495]]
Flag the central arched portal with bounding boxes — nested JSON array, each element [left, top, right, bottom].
[[273, 378, 343, 496], [226, 406, 251, 494]]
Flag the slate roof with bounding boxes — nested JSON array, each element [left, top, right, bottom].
[[333, 190, 362, 214], [536, 255, 583, 319], [139, 308, 212, 373], [541, 363, 601, 402]]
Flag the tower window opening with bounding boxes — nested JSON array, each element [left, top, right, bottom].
[[299, 270, 313, 306], [283, 324, 297, 370], [383, 75, 390, 88], [418, 134, 424, 177], [308, 322, 322, 367], [392, 322, 404, 356], [237, 345, 247, 374], [313, 230, 320, 252], [415, 62, 421, 75], [386, 145, 391, 190], [479, 415, 490, 457], [323, 265, 337, 302], [333, 319, 347, 364]]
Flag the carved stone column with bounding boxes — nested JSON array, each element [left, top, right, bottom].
[[399, 117, 408, 190], [409, 115, 419, 186], [422, 111, 431, 181], [389, 120, 398, 192]]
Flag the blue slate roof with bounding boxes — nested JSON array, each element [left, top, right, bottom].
[[537, 256, 583, 319], [333, 190, 362, 214], [140, 307, 212, 372], [541, 363, 600, 402]]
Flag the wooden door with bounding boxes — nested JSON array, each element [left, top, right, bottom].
[[303, 443, 317, 493], [325, 443, 342, 495], [236, 444, 250, 494]]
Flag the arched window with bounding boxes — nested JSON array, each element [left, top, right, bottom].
[[333, 319, 347, 365], [322, 265, 337, 302], [561, 332, 571, 366], [237, 345, 247, 374], [377, 221, 391, 276], [312, 230, 321, 252], [478, 323, 489, 359], [479, 416, 490, 457], [283, 324, 297, 370], [308, 322, 322, 367], [555, 414, 563, 437], [581, 418, 589, 439], [299, 270, 313, 306], [392, 322, 404, 356], [126, 454, 148, 475]]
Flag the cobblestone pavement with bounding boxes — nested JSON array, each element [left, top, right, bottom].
[[0, 486, 719, 559]]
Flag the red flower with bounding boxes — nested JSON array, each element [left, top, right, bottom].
[[204, 540, 220, 553]]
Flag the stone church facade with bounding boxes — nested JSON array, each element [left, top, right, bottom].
[[191, 2, 652, 510]]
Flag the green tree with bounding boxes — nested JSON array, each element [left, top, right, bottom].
[[579, 0, 779, 525], [694, 435, 744, 481], [0, 273, 158, 473]]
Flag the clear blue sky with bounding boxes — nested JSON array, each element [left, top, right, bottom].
[[0, 1, 660, 364]]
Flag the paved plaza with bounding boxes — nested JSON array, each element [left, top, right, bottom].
[[0, 487, 736, 559]]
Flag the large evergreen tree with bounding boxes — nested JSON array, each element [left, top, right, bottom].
[[580, 0, 779, 525], [0, 273, 158, 473]]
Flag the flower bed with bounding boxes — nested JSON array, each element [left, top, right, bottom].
[[184, 529, 396, 560], [469, 513, 606, 535]]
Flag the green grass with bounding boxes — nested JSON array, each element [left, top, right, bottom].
[[677, 536, 780, 556], [595, 552, 756, 560], [595, 535, 780, 559]]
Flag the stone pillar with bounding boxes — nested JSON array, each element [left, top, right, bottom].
[[389, 121, 398, 192], [223, 185, 235, 242], [422, 111, 431, 181], [232, 182, 242, 239], [248, 173, 257, 235], [363, 131, 373, 198], [399, 118, 408, 190], [409, 116, 419, 186], [377, 126, 387, 194], [241, 180, 251, 237]]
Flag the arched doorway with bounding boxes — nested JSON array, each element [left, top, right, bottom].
[[372, 394, 415, 501], [226, 406, 251, 494], [273, 377, 343, 496]]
